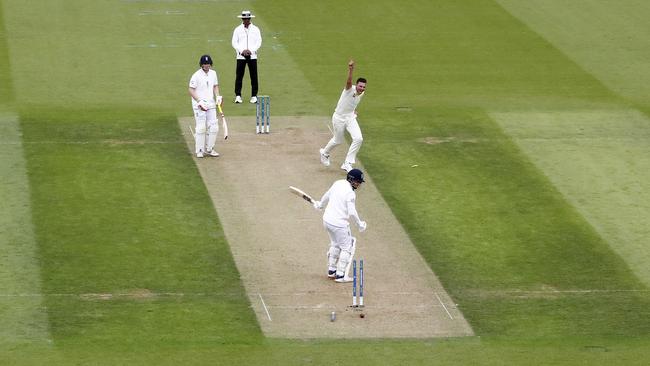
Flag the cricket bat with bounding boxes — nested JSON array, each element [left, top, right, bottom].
[[289, 186, 315, 204], [217, 104, 229, 140]]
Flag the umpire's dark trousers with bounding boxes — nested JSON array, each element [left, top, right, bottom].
[[235, 58, 258, 97]]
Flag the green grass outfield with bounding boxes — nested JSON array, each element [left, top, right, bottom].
[[1, 0, 649, 364]]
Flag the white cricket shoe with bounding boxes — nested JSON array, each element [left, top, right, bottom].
[[319, 148, 331, 167], [206, 150, 220, 157], [335, 275, 353, 283], [328, 270, 336, 279], [250, 96, 258, 104], [196, 151, 204, 158], [340, 162, 353, 172], [234, 96, 243, 104]]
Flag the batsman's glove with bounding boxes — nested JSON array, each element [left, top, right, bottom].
[[198, 99, 210, 111], [216, 95, 223, 105], [313, 200, 322, 210], [358, 221, 367, 232]]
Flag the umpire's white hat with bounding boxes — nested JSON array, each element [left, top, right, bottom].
[[237, 10, 255, 19]]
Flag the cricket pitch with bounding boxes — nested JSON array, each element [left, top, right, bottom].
[[179, 116, 473, 338]]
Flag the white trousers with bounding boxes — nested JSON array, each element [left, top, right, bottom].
[[323, 114, 363, 164], [324, 221, 356, 277], [193, 107, 218, 154]]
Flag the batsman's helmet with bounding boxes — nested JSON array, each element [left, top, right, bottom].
[[199, 54, 213, 66], [346, 168, 365, 183]]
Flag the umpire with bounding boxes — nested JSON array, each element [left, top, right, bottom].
[[231, 10, 262, 104]]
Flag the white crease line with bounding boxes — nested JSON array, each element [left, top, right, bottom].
[[3, 289, 646, 298], [435, 292, 454, 320], [472, 289, 650, 294], [258, 293, 272, 321], [0, 141, 179, 145], [267, 304, 445, 310], [0, 292, 234, 298], [256, 291, 450, 296]]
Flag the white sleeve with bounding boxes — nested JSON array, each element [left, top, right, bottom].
[[212, 71, 218, 85], [318, 186, 333, 207], [231, 28, 242, 53], [346, 194, 363, 227], [250, 27, 262, 53]]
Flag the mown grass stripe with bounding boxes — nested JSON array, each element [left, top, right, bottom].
[[496, 0, 650, 104], [492, 109, 650, 287], [0, 2, 13, 108], [0, 113, 51, 344], [19, 108, 262, 345]]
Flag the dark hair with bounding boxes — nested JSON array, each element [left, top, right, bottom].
[[356, 77, 367, 84]]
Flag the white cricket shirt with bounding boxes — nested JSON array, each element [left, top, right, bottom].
[[334, 87, 364, 119], [232, 23, 262, 60], [321, 179, 361, 227], [189, 68, 218, 108]]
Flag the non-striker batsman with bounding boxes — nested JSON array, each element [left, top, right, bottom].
[[188, 54, 222, 158]]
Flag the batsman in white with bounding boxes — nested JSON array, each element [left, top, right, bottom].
[[312, 168, 367, 283], [319, 60, 367, 172], [189, 54, 223, 158]]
